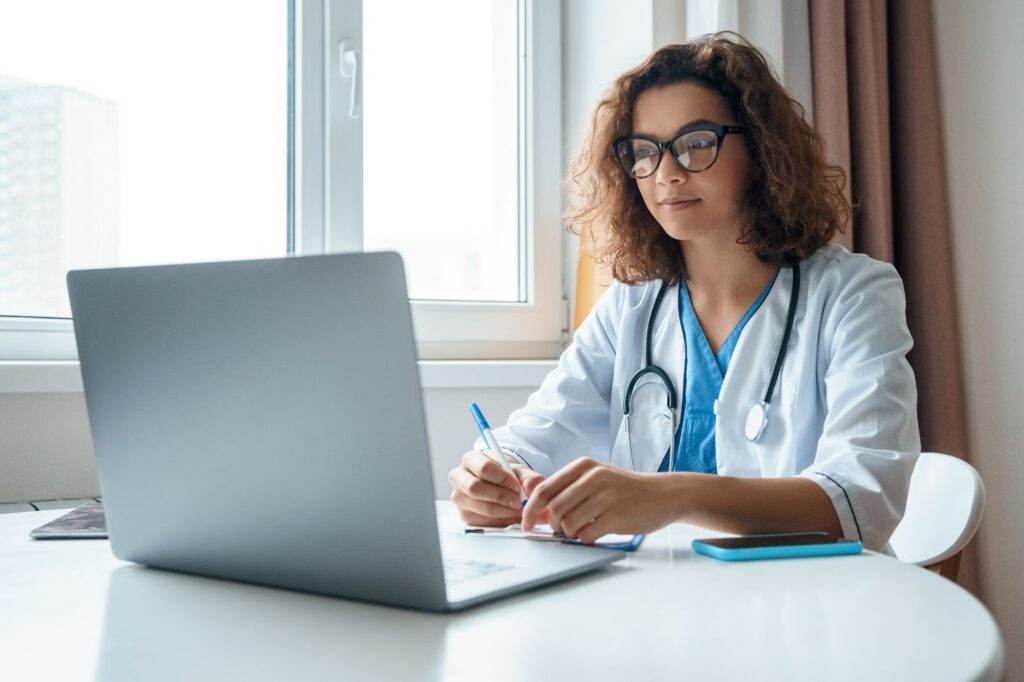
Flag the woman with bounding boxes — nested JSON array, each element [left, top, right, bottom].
[[448, 33, 920, 553]]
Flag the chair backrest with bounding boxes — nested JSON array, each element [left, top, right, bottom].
[[889, 452, 985, 566]]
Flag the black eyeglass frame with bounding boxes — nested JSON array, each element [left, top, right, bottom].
[[611, 123, 749, 178]]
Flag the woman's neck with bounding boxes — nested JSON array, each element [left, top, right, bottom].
[[680, 237, 779, 306]]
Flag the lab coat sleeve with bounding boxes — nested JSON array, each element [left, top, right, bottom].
[[473, 283, 622, 477], [799, 260, 921, 552]]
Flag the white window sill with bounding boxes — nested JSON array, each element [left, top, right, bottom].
[[0, 360, 557, 394]]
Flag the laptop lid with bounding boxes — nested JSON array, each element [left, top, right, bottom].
[[68, 252, 448, 611]]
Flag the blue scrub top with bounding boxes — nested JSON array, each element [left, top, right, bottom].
[[659, 272, 778, 473]]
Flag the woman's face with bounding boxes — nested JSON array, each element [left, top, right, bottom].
[[630, 81, 753, 246]]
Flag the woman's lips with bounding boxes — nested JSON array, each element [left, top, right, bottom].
[[661, 199, 699, 211]]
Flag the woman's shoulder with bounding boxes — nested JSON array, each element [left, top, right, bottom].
[[802, 245, 909, 344], [802, 244, 903, 295], [588, 278, 665, 317], [609, 277, 665, 301], [578, 278, 665, 344]]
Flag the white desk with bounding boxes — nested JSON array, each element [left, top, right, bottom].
[[0, 503, 1003, 681]]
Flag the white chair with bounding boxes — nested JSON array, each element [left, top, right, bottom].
[[888, 452, 985, 581]]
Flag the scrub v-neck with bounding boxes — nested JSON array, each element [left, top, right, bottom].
[[659, 271, 778, 473]]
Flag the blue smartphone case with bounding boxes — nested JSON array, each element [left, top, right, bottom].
[[691, 537, 863, 561]]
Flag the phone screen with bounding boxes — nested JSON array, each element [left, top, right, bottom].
[[697, 532, 852, 549]]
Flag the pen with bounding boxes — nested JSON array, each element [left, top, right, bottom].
[[469, 402, 528, 506]]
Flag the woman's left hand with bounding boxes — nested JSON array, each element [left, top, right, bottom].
[[520, 458, 681, 543]]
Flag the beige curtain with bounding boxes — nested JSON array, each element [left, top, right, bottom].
[[809, 0, 977, 593], [573, 226, 613, 331]]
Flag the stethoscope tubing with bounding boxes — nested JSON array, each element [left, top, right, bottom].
[[762, 259, 800, 405], [623, 259, 800, 468]]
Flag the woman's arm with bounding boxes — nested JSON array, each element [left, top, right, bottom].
[[663, 473, 843, 537], [521, 460, 842, 541]]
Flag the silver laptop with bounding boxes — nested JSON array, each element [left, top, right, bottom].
[[67, 252, 624, 611]]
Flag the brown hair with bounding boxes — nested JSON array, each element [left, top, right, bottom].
[[564, 32, 850, 285]]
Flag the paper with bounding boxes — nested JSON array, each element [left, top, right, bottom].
[[463, 523, 563, 541], [464, 523, 638, 547]]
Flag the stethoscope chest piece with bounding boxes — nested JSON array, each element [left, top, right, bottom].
[[744, 401, 769, 442]]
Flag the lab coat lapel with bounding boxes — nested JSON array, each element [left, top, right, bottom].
[[716, 265, 794, 476], [630, 282, 684, 473]]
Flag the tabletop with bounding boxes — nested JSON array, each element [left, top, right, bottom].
[[0, 503, 1004, 681]]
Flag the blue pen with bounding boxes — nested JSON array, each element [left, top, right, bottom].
[[470, 403, 528, 506]]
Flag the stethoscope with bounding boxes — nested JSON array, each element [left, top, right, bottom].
[[622, 260, 801, 472]]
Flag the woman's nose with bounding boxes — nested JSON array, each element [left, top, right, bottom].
[[655, 149, 690, 184]]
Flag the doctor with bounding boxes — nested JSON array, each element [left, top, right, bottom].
[[448, 33, 920, 552]]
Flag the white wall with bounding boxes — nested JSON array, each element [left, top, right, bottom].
[[0, 393, 96, 503], [0, 385, 537, 506], [932, 0, 1024, 674]]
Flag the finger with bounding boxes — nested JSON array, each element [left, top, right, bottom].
[[522, 463, 584, 530], [522, 459, 596, 530], [513, 467, 546, 496], [456, 507, 521, 528], [574, 513, 616, 545], [449, 467, 521, 510], [462, 451, 520, 491], [451, 489, 524, 520], [545, 475, 599, 535], [556, 492, 609, 539]]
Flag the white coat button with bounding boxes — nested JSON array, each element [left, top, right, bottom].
[[713, 399, 720, 416]]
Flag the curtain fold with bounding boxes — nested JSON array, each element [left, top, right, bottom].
[[809, 0, 977, 594]]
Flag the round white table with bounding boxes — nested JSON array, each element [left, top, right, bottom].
[[0, 504, 1003, 681]]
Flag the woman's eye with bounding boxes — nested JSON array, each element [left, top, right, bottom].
[[687, 138, 713, 150]]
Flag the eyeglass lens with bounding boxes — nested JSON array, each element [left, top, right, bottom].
[[618, 130, 719, 178]]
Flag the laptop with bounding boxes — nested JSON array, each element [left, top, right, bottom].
[[67, 252, 624, 611]]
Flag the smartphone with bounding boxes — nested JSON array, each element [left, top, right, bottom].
[[691, 531, 863, 561]]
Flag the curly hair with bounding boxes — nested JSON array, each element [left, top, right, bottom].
[[564, 32, 850, 285]]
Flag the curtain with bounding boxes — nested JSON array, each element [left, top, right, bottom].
[[809, 0, 977, 594], [573, 226, 613, 332]]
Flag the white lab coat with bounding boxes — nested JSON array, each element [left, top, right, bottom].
[[483, 245, 921, 552]]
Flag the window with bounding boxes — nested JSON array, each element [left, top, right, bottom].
[[1, 0, 564, 363], [298, 0, 565, 359], [363, 1, 520, 303], [0, 0, 288, 360]]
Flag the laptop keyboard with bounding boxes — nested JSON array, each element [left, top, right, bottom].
[[443, 558, 514, 584]]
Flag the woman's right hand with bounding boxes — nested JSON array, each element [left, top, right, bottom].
[[449, 451, 546, 527]]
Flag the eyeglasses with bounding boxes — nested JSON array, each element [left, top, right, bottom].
[[611, 123, 748, 179]]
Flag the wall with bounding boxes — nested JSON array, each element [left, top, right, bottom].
[[932, 0, 1024, 673], [0, 392, 96, 503], [0, 385, 537, 507]]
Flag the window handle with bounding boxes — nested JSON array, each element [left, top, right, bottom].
[[339, 40, 361, 119]]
